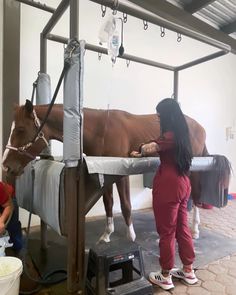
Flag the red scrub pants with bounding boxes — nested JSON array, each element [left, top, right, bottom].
[[152, 172, 195, 270]]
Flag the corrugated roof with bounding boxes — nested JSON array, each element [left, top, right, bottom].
[[167, 0, 236, 38]]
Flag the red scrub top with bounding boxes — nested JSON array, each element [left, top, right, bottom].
[[0, 182, 14, 206], [153, 131, 191, 202]]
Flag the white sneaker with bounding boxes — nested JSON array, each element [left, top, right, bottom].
[[171, 268, 198, 285], [149, 271, 174, 290]]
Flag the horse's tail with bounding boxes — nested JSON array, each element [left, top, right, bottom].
[[200, 153, 232, 207], [201, 143, 231, 185], [197, 143, 232, 207], [211, 154, 232, 187]]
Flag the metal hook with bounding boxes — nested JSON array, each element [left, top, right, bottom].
[[98, 52, 102, 61], [177, 33, 182, 42], [112, 0, 119, 15], [123, 12, 127, 23], [111, 56, 117, 65], [101, 5, 106, 17], [126, 59, 130, 67], [143, 20, 148, 30], [160, 27, 165, 37]]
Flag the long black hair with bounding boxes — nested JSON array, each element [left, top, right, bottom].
[[156, 98, 193, 175]]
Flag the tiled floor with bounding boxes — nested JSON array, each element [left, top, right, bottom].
[[19, 199, 236, 294], [152, 200, 236, 295]]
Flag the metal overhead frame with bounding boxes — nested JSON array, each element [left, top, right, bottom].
[[18, 0, 231, 99], [88, 0, 231, 99], [47, 35, 229, 100], [127, 0, 236, 54], [14, 0, 233, 294]]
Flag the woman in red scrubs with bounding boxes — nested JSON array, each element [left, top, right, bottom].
[[131, 98, 198, 290], [0, 182, 22, 251]]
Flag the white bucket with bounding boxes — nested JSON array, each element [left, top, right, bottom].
[[0, 256, 23, 295]]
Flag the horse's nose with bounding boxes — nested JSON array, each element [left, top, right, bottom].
[[1, 163, 9, 172], [2, 164, 17, 177]]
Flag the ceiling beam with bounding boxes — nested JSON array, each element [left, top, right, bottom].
[[184, 0, 215, 14], [128, 0, 236, 54], [221, 20, 236, 34]]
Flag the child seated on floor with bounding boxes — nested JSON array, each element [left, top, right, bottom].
[[0, 181, 23, 251]]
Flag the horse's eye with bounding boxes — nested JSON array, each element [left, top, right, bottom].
[[15, 127, 25, 133]]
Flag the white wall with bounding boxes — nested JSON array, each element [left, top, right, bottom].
[[14, 0, 236, 223]]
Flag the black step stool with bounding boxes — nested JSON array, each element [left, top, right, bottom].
[[86, 239, 153, 295]]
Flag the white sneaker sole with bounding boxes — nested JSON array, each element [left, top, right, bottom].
[[149, 276, 175, 290], [172, 274, 198, 285]]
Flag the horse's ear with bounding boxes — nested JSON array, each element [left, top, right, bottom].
[[25, 99, 33, 114], [13, 103, 19, 110]]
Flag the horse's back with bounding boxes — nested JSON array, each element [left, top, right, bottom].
[[185, 115, 206, 156], [83, 108, 159, 157]]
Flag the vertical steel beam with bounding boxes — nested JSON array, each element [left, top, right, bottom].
[[40, 0, 70, 73], [173, 70, 179, 101], [65, 1, 85, 294], [2, 0, 20, 164], [65, 167, 80, 292], [70, 0, 79, 40], [40, 33, 47, 74]]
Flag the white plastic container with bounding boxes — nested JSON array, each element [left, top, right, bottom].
[[98, 15, 116, 44], [107, 29, 120, 62], [0, 256, 23, 295]]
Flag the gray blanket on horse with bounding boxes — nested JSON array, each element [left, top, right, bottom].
[[15, 155, 229, 236]]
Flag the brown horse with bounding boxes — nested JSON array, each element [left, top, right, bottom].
[[2, 100, 231, 241]]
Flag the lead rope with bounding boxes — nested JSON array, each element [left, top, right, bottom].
[[31, 58, 71, 143]]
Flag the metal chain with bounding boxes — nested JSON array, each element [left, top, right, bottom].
[[177, 33, 182, 42], [160, 27, 165, 37], [143, 20, 148, 30], [101, 5, 106, 17], [123, 12, 127, 23]]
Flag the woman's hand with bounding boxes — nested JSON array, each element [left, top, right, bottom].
[[141, 142, 159, 156], [130, 151, 142, 158], [130, 142, 159, 157]]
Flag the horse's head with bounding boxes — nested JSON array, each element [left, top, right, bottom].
[[2, 100, 49, 178]]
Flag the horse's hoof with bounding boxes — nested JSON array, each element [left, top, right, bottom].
[[192, 233, 199, 239], [127, 233, 136, 242], [127, 224, 136, 241], [98, 233, 111, 243]]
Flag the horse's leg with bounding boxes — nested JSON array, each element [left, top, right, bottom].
[[116, 176, 136, 241], [98, 185, 114, 242], [191, 205, 200, 239], [190, 172, 201, 239]]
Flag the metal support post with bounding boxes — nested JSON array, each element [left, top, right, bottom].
[[173, 70, 179, 100]]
